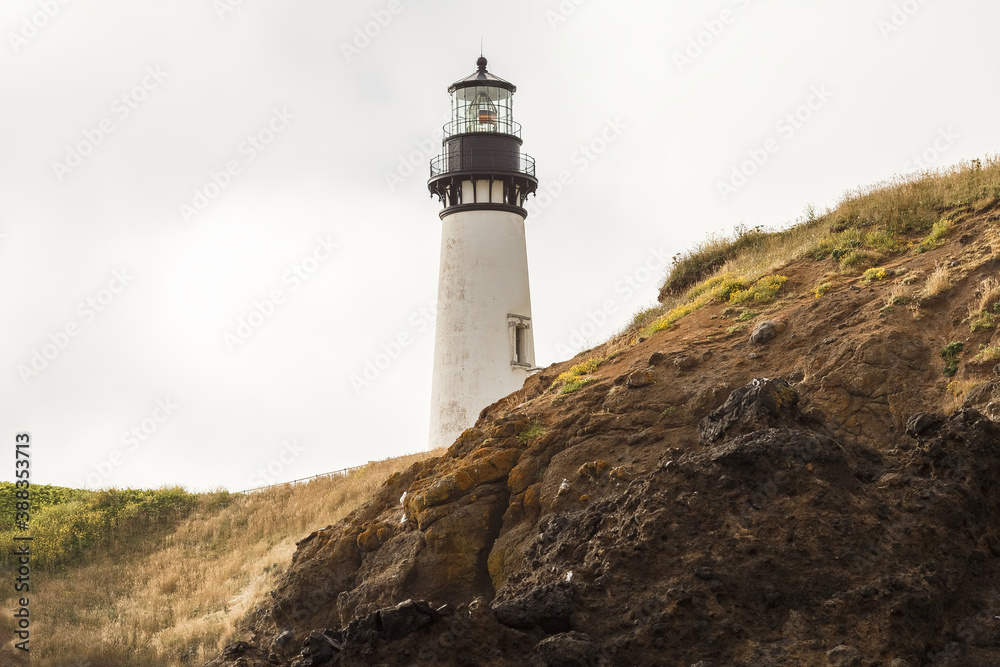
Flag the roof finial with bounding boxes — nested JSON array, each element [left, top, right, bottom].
[[477, 54, 488, 73]]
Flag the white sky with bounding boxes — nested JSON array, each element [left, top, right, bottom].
[[2, 0, 996, 492]]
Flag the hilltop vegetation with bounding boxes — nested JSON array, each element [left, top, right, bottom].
[[652, 156, 1000, 316], [0, 483, 209, 571]]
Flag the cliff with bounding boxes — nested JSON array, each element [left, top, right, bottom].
[[206, 160, 1000, 666]]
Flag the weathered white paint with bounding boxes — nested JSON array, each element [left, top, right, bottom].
[[428, 208, 534, 449]]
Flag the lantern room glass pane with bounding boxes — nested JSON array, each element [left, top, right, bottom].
[[451, 85, 515, 136]]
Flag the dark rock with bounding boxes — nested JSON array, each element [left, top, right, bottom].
[[648, 352, 666, 366], [905, 412, 943, 438], [532, 632, 599, 667], [803, 407, 827, 424], [698, 378, 803, 446], [762, 586, 783, 608], [298, 630, 341, 666], [826, 644, 861, 666], [750, 321, 779, 345], [695, 567, 716, 580], [493, 582, 574, 633], [718, 475, 737, 489], [674, 355, 697, 371], [962, 380, 1000, 421], [222, 642, 253, 658], [269, 630, 297, 658], [626, 430, 661, 447], [343, 599, 438, 646], [700, 429, 844, 469]]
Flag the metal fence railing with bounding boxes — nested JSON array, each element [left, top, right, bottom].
[[443, 118, 521, 139], [429, 150, 536, 178], [235, 464, 367, 495]]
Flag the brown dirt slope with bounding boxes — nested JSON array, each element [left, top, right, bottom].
[[206, 205, 1000, 666]]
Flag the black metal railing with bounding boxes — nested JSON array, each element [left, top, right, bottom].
[[443, 118, 522, 139], [430, 151, 536, 178]]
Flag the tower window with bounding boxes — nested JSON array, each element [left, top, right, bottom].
[[508, 314, 533, 368]]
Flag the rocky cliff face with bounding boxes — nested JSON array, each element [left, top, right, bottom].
[[206, 211, 1000, 666]]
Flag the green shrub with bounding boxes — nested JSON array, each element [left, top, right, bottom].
[[554, 356, 607, 386], [839, 250, 875, 269], [864, 229, 898, 253], [918, 218, 953, 253], [518, 421, 547, 443], [861, 267, 889, 283], [971, 312, 999, 332], [941, 341, 964, 377], [561, 378, 596, 394], [643, 296, 710, 336], [813, 282, 833, 298], [711, 277, 750, 302], [729, 275, 788, 305]]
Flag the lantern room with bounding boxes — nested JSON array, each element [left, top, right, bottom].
[[447, 57, 518, 138], [429, 57, 537, 218]]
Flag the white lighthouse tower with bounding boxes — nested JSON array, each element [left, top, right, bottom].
[[427, 56, 538, 449]]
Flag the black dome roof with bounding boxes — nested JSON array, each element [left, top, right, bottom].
[[448, 57, 516, 94]]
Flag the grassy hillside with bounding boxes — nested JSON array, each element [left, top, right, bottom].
[[0, 450, 443, 666], [628, 156, 1000, 339]]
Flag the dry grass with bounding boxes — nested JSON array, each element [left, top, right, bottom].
[[986, 221, 1000, 255], [658, 156, 1000, 305], [696, 224, 827, 295], [945, 379, 984, 412], [925, 263, 952, 298], [973, 344, 1000, 364], [977, 277, 1000, 313], [886, 283, 910, 307], [829, 158, 1000, 233], [0, 449, 444, 667]]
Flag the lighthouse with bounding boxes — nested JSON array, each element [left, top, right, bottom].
[[427, 56, 539, 449]]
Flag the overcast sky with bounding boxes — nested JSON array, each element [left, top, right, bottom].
[[2, 0, 996, 492]]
